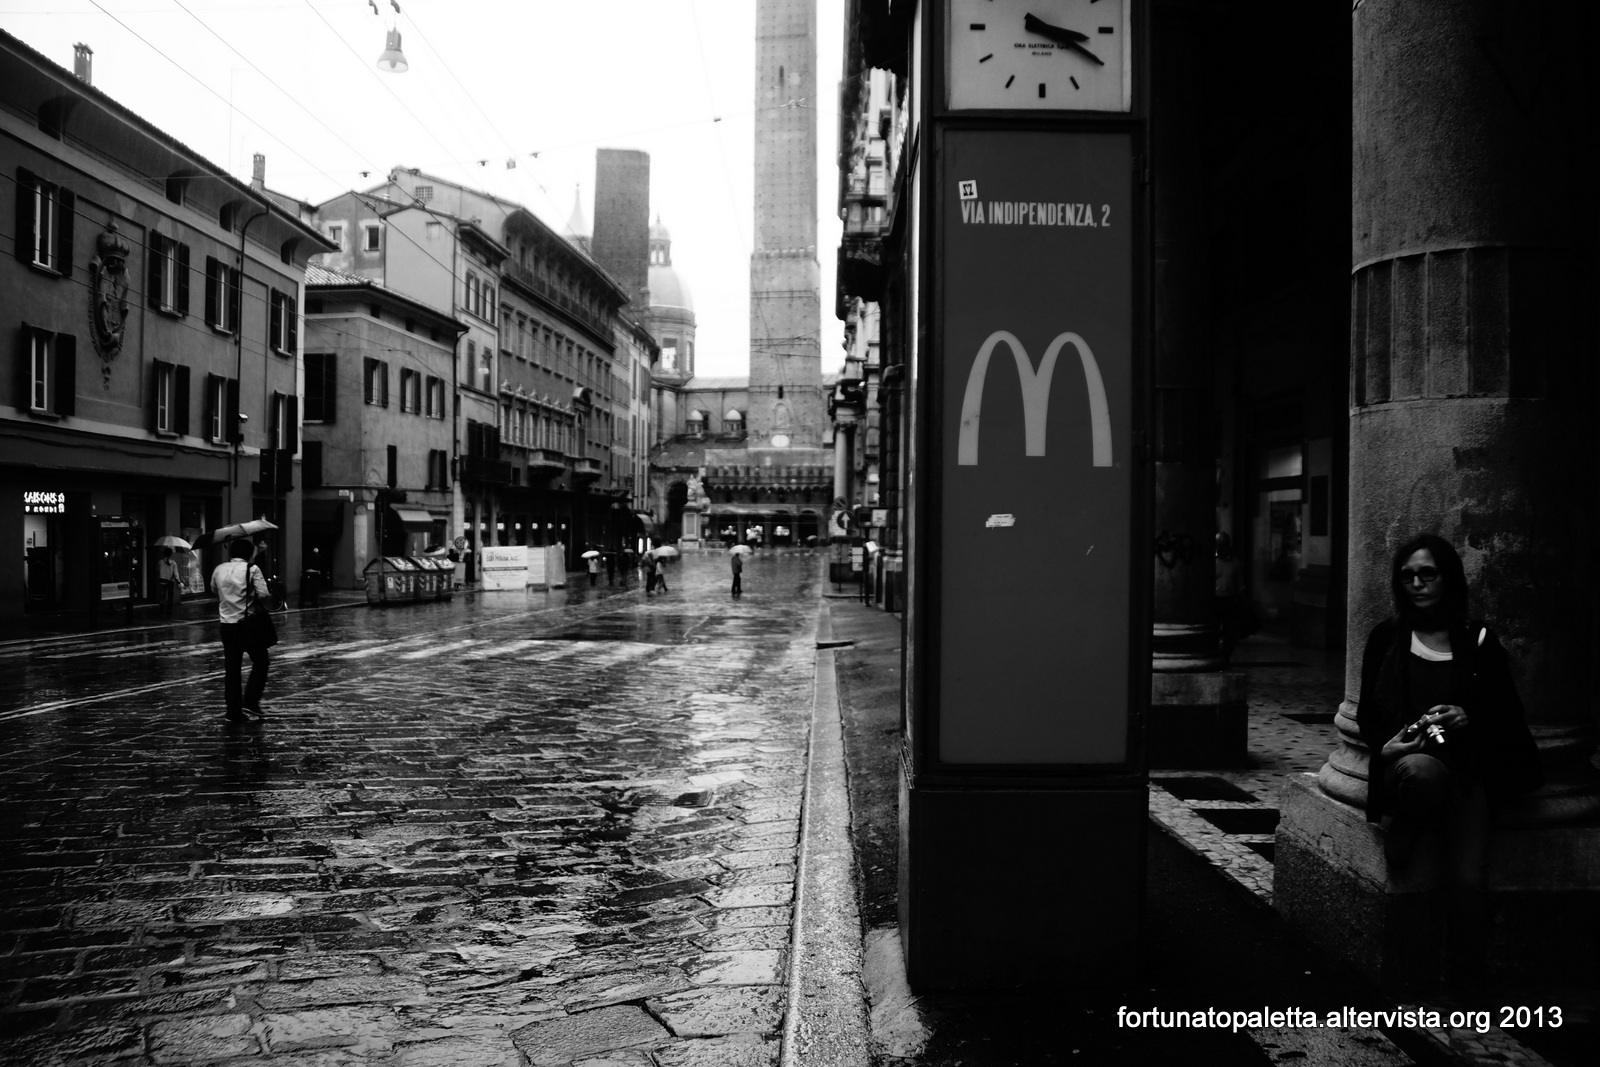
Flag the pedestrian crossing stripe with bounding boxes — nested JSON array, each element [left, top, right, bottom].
[[398, 639, 487, 660], [42, 639, 189, 660], [280, 638, 386, 661]]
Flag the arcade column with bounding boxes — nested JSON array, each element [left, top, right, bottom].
[[1146, 0, 1244, 766], [1274, 0, 1600, 990], [899, 0, 1149, 988]]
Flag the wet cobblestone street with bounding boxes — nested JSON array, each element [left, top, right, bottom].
[[0, 552, 824, 1067]]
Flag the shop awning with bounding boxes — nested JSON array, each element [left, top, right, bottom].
[[389, 507, 438, 531]]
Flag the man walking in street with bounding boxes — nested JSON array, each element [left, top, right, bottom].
[[211, 539, 271, 723], [730, 549, 743, 598]]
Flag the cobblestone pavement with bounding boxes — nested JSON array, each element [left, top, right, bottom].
[[0, 551, 825, 1067], [1145, 632, 1346, 903]]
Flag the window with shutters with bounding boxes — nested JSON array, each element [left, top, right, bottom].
[[205, 373, 237, 444], [269, 289, 297, 354], [20, 326, 76, 418], [151, 360, 190, 435], [425, 375, 444, 418], [305, 352, 336, 422], [270, 391, 298, 452], [16, 169, 74, 276], [364, 357, 389, 407], [400, 368, 417, 413], [147, 234, 189, 315], [20, 327, 77, 419], [204, 257, 241, 333]]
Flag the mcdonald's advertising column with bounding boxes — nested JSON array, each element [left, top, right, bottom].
[[900, 0, 1149, 988]]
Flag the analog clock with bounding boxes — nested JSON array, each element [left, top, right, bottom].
[[947, 0, 1131, 112]]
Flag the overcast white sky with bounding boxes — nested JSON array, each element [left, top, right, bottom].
[[0, 0, 847, 378]]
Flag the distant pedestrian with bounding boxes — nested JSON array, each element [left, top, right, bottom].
[[586, 548, 600, 587], [605, 551, 616, 586], [211, 539, 271, 723], [157, 548, 180, 616], [642, 550, 658, 595], [730, 549, 743, 598]]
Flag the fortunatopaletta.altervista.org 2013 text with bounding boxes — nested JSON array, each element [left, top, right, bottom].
[[1112, 1006, 1549, 1035]]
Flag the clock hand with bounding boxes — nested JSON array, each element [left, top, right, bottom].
[[1022, 12, 1105, 65]]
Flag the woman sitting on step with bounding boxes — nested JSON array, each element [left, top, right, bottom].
[[1356, 532, 1541, 986]]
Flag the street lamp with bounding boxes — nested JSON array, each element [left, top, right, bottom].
[[376, 29, 408, 73]]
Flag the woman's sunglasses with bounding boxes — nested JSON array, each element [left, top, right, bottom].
[[1399, 567, 1440, 586]]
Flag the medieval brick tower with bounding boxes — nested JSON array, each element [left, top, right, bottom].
[[748, 0, 824, 449]]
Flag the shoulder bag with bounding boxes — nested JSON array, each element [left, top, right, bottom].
[[240, 565, 279, 649]]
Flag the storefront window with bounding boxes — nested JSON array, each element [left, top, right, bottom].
[[180, 495, 221, 594]]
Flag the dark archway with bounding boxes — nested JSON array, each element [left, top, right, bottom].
[[665, 481, 689, 543]]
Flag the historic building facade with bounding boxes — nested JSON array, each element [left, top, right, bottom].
[[1, 31, 332, 624], [311, 170, 640, 573], [300, 265, 465, 589]]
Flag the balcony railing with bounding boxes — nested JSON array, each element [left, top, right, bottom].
[[571, 457, 602, 480], [527, 447, 566, 472], [503, 261, 613, 341]]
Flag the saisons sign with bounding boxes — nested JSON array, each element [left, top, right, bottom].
[[939, 130, 1134, 765]]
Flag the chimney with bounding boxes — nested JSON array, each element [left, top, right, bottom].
[[73, 43, 93, 85], [251, 153, 266, 190]]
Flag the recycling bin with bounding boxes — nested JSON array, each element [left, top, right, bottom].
[[363, 556, 417, 605]]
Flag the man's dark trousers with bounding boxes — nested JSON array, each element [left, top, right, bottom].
[[220, 623, 270, 713]]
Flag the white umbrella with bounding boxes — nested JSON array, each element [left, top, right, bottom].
[[581, 550, 601, 559], [196, 518, 278, 547], [152, 534, 192, 551], [729, 544, 754, 556], [651, 546, 681, 559]]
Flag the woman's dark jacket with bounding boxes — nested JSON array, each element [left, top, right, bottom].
[[1356, 618, 1542, 823]]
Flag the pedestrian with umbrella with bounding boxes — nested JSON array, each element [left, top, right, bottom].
[[153, 534, 189, 616], [210, 538, 273, 723], [583, 546, 601, 587], [729, 543, 751, 598]]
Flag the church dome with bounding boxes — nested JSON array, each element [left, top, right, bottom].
[[649, 262, 694, 313]]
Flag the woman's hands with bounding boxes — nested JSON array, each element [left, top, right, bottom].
[[1382, 722, 1428, 761], [1426, 704, 1469, 731], [1382, 705, 1468, 761]]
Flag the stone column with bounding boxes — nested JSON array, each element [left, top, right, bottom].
[[1146, 0, 1244, 764], [1277, 0, 1599, 990], [833, 419, 855, 509]]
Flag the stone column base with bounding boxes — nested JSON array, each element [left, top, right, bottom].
[[1275, 774, 1600, 993], [1147, 671, 1247, 768]]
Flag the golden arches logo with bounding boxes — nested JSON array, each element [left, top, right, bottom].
[[957, 330, 1112, 467]]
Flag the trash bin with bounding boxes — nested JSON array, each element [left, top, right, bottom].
[[413, 557, 444, 600], [363, 556, 417, 605], [422, 556, 453, 600], [298, 567, 322, 608]]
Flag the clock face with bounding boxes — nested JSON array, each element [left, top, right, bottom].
[[947, 0, 1131, 112]]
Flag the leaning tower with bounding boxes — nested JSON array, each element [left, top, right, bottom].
[[747, 0, 824, 449]]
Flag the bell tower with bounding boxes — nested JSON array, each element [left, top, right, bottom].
[[748, 0, 823, 448]]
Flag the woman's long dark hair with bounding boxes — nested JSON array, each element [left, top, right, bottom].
[[1390, 532, 1468, 630]]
